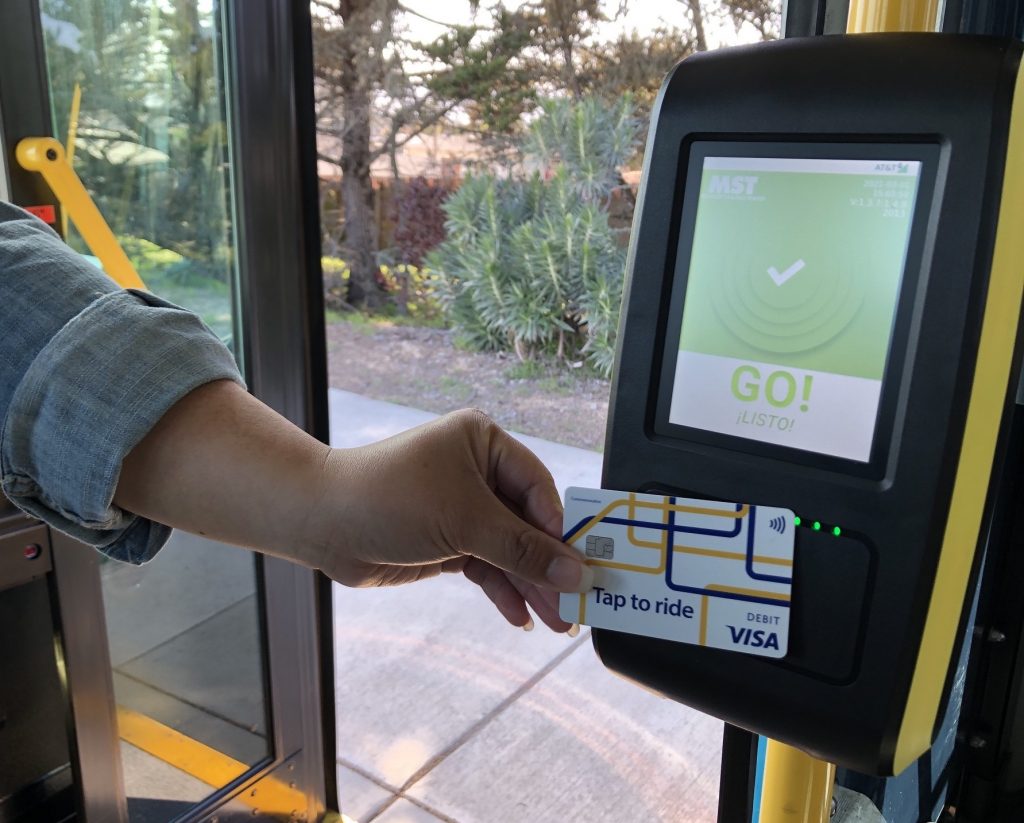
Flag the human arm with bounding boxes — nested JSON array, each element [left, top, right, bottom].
[[0, 203, 590, 630], [114, 380, 591, 630], [0, 202, 241, 560]]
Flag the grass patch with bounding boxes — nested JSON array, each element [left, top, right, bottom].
[[503, 358, 606, 395], [325, 308, 445, 331], [504, 360, 547, 380], [119, 235, 234, 340], [437, 375, 472, 395]]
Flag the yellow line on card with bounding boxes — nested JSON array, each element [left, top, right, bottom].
[[568, 498, 630, 544], [706, 584, 790, 603], [588, 556, 664, 574], [631, 499, 750, 519], [673, 544, 793, 566], [628, 493, 666, 549]]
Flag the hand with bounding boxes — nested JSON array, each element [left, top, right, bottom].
[[303, 409, 593, 632], [117, 383, 590, 631]]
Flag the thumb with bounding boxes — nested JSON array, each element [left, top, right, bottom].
[[465, 494, 595, 593]]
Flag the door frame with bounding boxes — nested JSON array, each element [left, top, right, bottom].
[[0, 0, 336, 818]]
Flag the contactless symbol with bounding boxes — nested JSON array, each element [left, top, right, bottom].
[[768, 516, 787, 535]]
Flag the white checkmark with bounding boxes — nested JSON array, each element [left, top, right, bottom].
[[767, 259, 806, 286]]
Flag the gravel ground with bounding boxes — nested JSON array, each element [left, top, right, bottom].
[[326, 319, 610, 451]]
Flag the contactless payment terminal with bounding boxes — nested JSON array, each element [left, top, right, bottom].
[[596, 36, 1024, 775], [668, 153, 923, 462], [559, 487, 794, 658]]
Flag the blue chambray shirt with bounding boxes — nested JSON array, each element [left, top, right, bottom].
[[0, 202, 243, 563]]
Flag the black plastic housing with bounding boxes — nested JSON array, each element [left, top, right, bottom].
[[595, 34, 1024, 775]]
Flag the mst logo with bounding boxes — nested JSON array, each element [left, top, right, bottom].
[[708, 174, 759, 196]]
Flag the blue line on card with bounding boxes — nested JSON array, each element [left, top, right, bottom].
[[663, 498, 789, 607], [744, 507, 792, 585], [563, 502, 744, 543], [563, 498, 791, 608]]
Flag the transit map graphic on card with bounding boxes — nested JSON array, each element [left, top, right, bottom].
[[558, 487, 794, 658]]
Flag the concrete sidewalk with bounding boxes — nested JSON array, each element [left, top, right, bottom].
[[329, 389, 723, 823]]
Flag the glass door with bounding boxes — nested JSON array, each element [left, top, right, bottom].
[[0, 2, 334, 820], [39, 3, 273, 811]]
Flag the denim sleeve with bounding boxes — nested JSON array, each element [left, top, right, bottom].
[[0, 202, 244, 563]]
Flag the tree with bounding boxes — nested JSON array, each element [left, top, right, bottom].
[[517, 0, 608, 99], [313, 1, 531, 307], [578, 28, 696, 119], [722, 0, 782, 40], [313, 0, 399, 308], [314, 0, 781, 309], [42, 0, 232, 281], [678, 0, 782, 48]]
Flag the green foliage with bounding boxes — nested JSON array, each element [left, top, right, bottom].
[[429, 96, 639, 376], [120, 235, 186, 281], [419, 10, 536, 137], [321, 255, 443, 323], [43, 0, 234, 283], [118, 235, 232, 339], [525, 95, 639, 203], [377, 264, 445, 324], [504, 360, 547, 380], [577, 28, 695, 121]]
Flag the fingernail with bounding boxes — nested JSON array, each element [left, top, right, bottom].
[[522, 617, 535, 632], [567, 623, 580, 638], [546, 556, 595, 592]]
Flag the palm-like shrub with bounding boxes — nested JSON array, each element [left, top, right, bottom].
[[428, 96, 640, 376]]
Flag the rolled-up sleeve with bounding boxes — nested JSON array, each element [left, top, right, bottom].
[[0, 202, 243, 563]]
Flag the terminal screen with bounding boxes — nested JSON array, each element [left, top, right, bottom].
[[668, 154, 923, 462]]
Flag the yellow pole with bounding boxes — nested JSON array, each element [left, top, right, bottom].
[[62, 82, 83, 239], [759, 740, 836, 822], [16, 136, 146, 290], [847, 0, 941, 33]]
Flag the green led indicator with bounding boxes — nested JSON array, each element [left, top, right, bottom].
[[793, 516, 802, 527], [833, 526, 842, 537], [812, 521, 821, 531]]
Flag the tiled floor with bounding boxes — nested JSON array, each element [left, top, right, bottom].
[[329, 391, 724, 823]]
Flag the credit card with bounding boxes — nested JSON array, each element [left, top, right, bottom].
[[558, 487, 794, 658]]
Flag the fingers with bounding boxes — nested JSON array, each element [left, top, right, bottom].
[[449, 411, 592, 593], [482, 419, 565, 540], [508, 576, 572, 632], [466, 490, 594, 593], [463, 560, 576, 633], [463, 558, 531, 627]]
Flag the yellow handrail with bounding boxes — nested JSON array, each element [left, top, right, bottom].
[[62, 83, 82, 238], [15, 136, 146, 290], [847, 0, 941, 33], [759, 740, 836, 822]]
